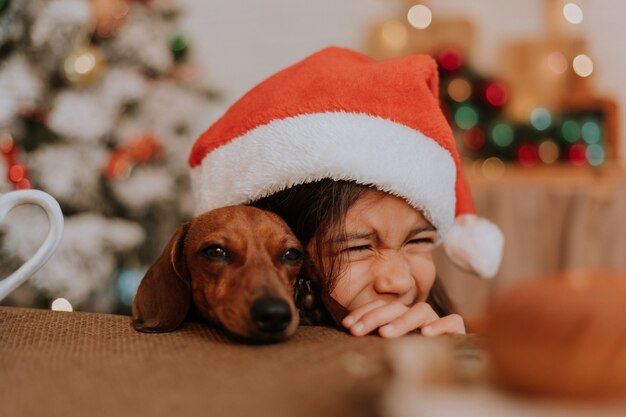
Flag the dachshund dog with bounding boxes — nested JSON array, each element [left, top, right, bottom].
[[132, 205, 304, 342]]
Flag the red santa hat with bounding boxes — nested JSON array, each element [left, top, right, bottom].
[[189, 46, 504, 278]]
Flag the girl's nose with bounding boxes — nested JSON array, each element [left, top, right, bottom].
[[372, 252, 414, 295]]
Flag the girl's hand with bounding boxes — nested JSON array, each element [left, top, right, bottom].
[[341, 300, 465, 338]]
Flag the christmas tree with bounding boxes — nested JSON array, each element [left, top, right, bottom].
[[0, 0, 220, 313]]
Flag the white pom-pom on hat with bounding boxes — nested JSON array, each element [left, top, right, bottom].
[[443, 214, 505, 279]]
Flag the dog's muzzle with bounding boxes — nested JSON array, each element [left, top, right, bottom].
[[250, 297, 292, 334]]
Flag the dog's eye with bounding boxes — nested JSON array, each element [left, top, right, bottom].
[[202, 245, 230, 261], [282, 248, 303, 264]]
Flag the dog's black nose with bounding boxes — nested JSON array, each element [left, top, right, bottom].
[[251, 297, 292, 333]]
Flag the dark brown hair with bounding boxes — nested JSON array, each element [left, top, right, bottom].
[[251, 179, 456, 322]]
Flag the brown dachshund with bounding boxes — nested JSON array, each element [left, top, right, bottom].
[[132, 205, 304, 342]]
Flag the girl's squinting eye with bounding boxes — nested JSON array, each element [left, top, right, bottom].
[[408, 237, 435, 245], [344, 244, 372, 253]]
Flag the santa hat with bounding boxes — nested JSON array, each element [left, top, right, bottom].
[[189, 46, 504, 279]]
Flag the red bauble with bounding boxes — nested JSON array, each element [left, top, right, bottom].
[[517, 144, 539, 167], [568, 144, 587, 166], [485, 82, 508, 107], [462, 127, 486, 151], [437, 48, 462, 72]]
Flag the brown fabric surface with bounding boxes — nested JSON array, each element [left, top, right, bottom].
[[0, 306, 392, 417]]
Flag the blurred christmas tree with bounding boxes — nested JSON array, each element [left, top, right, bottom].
[[366, 0, 619, 170], [0, 0, 220, 313]]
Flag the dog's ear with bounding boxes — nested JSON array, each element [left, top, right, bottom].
[[132, 223, 191, 332]]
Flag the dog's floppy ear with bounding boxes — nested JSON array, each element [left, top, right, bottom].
[[132, 223, 191, 332]]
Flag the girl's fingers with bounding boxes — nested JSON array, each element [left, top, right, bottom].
[[347, 301, 410, 336], [342, 299, 387, 328], [378, 302, 439, 338], [420, 314, 466, 336]]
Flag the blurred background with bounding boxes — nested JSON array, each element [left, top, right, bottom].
[[1, 0, 625, 317]]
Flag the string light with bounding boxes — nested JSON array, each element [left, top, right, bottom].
[[491, 122, 514, 147], [481, 157, 505, 179], [538, 140, 560, 164], [530, 107, 552, 131], [447, 78, 472, 102], [517, 144, 539, 167], [547, 52, 568, 74], [586, 144, 605, 166], [581, 120, 601, 144], [407, 4, 432, 29], [381, 20, 408, 50], [563, 3, 583, 24], [462, 127, 486, 151], [51, 298, 73, 312], [573, 54, 593, 77], [438, 48, 462, 71], [454, 105, 479, 130], [561, 119, 581, 143], [484, 82, 508, 107], [569, 144, 587, 165]]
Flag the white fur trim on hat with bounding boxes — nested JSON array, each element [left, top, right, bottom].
[[443, 214, 504, 278], [190, 112, 457, 238]]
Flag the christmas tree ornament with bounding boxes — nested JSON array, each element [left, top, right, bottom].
[[89, 0, 129, 38], [104, 133, 162, 180], [1, 132, 30, 189], [116, 266, 147, 307], [62, 43, 107, 87], [169, 33, 189, 62]]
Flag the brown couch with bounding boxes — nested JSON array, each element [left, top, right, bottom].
[[0, 306, 393, 417]]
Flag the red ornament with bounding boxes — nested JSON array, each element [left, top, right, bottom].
[[462, 127, 486, 151], [485, 82, 508, 107], [437, 48, 462, 72], [1, 133, 31, 189], [104, 133, 163, 180], [568, 144, 587, 166], [517, 144, 539, 167]]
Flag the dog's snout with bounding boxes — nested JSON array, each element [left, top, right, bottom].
[[251, 297, 292, 333]]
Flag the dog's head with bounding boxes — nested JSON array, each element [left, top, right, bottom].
[[132, 205, 303, 342]]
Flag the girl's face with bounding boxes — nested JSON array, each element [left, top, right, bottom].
[[308, 189, 437, 311]]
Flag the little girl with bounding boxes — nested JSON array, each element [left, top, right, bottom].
[[187, 46, 504, 337]]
